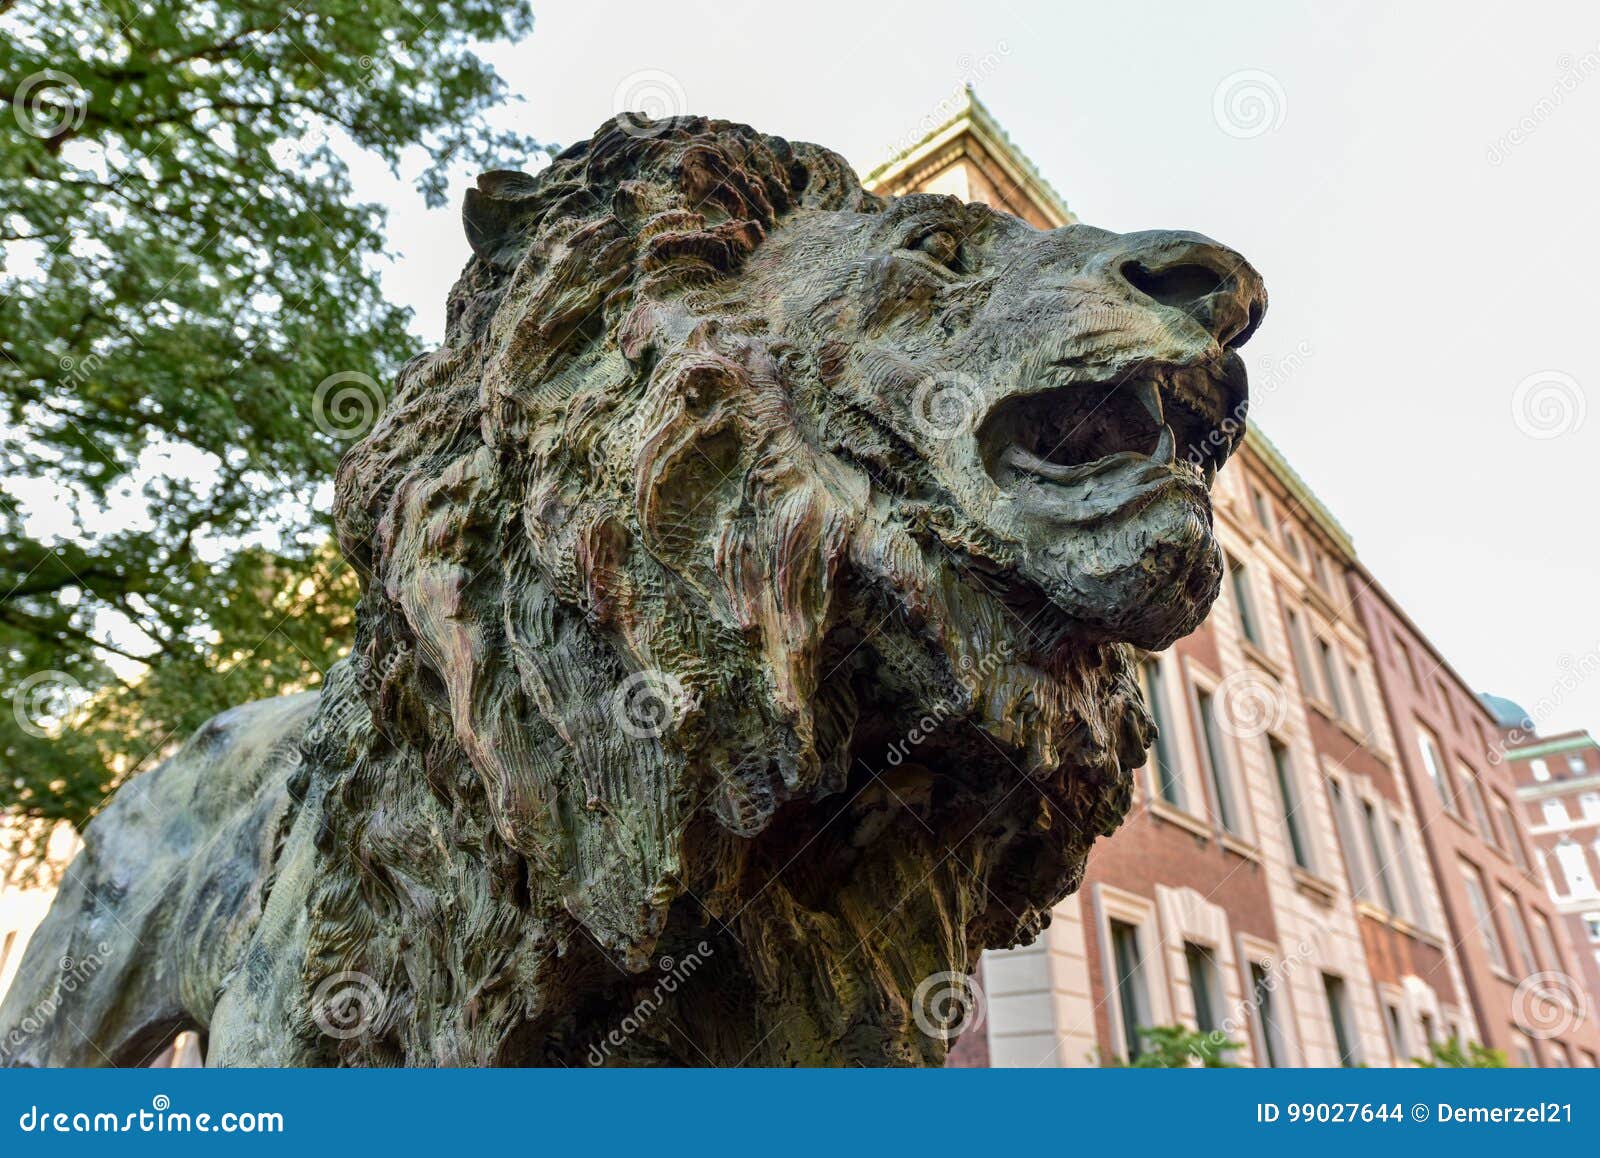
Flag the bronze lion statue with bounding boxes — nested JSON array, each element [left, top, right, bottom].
[[1, 115, 1264, 1067]]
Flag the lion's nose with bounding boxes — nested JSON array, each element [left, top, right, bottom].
[[1115, 232, 1266, 349]]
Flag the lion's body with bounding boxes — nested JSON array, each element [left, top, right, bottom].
[[1, 115, 1264, 1066]]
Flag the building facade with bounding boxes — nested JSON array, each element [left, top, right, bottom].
[[866, 89, 1597, 1067], [1504, 730, 1600, 1020]]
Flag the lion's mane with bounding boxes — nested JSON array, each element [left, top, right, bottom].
[[290, 117, 1149, 1066]]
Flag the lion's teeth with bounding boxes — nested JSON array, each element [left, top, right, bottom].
[[1152, 424, 1174, 465]]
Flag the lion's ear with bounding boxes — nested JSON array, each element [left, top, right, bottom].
[[463, 170, 543, 268]]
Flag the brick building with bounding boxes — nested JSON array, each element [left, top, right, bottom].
[[1503, 730, 1600, 1022], [866, 89, 1597, 1067]]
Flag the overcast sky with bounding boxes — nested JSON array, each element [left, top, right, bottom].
[[347, 0, 1600, 736]]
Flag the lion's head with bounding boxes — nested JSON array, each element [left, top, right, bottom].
[[303, 115, 1265, 1066]]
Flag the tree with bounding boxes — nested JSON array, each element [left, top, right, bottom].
[[1412, 1035, 1507, 1068], [0, 1, 541, 840]]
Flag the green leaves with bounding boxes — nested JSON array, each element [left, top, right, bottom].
[[1, 1, 538, 839]]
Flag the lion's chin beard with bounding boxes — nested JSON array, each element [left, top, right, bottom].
[[1018, 485, 1224, 652]]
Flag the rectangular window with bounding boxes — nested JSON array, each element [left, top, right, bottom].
[[1499, 889, 1537, 977], [1494, 794, 1529, 869], [1109, 920, 1151, 1061], [1183, 943, 1221, 1035], [1459, 765, 1495, 841], [1417, 727, 1455, 814], [1328, 776, 1371, 900], [1249, 484, 1272, 528], [1390, 815, 1428, 928], [1271, 738, 1312, 870], [1322, 973, 1360, 1066], [1569, 755, 1588, 775], [1361, 799, 1401, 913], [1284, 607, 1320, 696], [1531, 910, 1564, 974], [1250, 962, 1286, 1067], [1461, 861, 1509, 972], [1196, 688, 1242, 834], [1384, 1003, 1410, 1065], [1317, 639, 1347, 717], [1342, 660, 1370, 733], [1228, 554, 1261, 646], [1139, 661, 1185, 809], [1543, 799, 1569, 826], [1581, 792, 1600, 822], [1530, 758, 1550, 781]]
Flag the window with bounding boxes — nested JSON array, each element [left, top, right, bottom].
[[1318, 639, 1347, 717], [1531, 910, 1564, 974], [1461, 861, 1508, 971], [1322, 973, 1360, 1066], [1530, 758, 1550, 782], [1458, 765, 1495, 841], [1271, 738, 1312, 870], [1184, 943, 1222, 1035], [1569, 755, 1588, 775], [1417, 727, 1455, 814], [1196, 688, 1243, 834], [1581, 792, 1600, 822], [1511, 1034, 1537, 1068], [1249, 484, 1273, 530], [1543, 799, 1570, 826], [1494, 794, 1529, 869], [1109, 920, 1152, 1061], [1139, 661, 1185, 808], [1342, 660, 1370, 732], [1438, 682, 1459, 730], [0, 930, 16, 975], [1391, 814, 1428, 927], [1312, 551, 1335, 594], [1361, 800, 1401, 913], [1555, 839, 1595, 897], [1282, 527, 1304, 565], [1548, 1042, 1572, 1067], [1249, 962, 1287, 1067], [1384, 1003, 1410, 1065], [1227, 555, 1261, 646], [1585, 913, 1600, 942], [1284, 607, 1319, 695], [1328, 777, 1371, 900], [1499, 889, 1537, 977]]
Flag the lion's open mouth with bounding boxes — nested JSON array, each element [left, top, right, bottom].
[[977, 360, 1243, 523]]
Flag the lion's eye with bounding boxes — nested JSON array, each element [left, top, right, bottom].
[[908, 228, 961, 270]]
